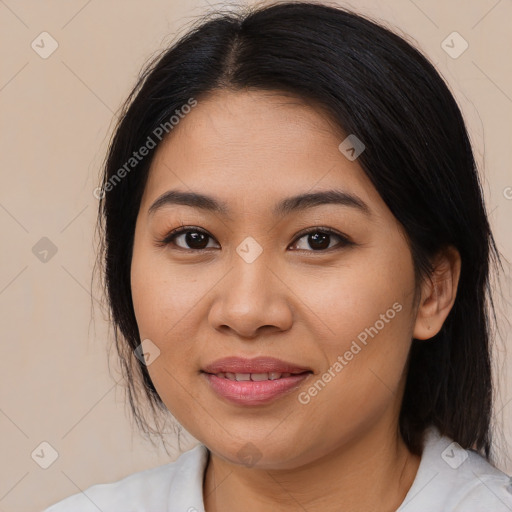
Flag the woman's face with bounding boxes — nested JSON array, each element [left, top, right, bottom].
[[131, 90, 420, 468]]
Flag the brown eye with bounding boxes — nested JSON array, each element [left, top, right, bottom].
[[290, 228, 352, 252], [160, 227, 219, 250]]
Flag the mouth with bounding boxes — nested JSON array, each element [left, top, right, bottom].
[[201, 371, 312, 406], [200, 356, 313, 405], [206, 371, 310, 381], [201, 355, 313, 376]]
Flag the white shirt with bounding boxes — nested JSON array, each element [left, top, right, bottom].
[[43, 426, 512, 511]]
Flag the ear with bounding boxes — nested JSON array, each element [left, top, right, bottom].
[[413, 245, 461, 340]]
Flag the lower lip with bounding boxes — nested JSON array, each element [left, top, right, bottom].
[[202, 372, 311, 405]]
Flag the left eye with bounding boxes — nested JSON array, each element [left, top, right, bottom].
[[290, 228, 351, 251]]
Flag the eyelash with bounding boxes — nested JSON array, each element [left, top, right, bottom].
[[156, 225, 353, 253]]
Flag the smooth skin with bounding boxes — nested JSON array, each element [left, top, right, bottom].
[[130, 89, 461, 512]]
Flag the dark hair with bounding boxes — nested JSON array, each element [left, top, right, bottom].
[[95, 0, 503, 459]]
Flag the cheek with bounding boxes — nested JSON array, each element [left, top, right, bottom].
[[290, 245, 415, 351], [292, 245, 415, 408], [130, 249, 203, 416], [130, 245, 209, 340], [130, 244, 216, 412]]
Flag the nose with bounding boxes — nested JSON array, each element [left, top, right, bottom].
[[207, 255, 294, 340]]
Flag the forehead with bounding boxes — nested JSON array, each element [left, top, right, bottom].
[[141, 90, 381, 213]]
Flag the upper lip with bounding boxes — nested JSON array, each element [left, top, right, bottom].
[[202, 356, 312, 375]]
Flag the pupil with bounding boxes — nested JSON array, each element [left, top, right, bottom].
[[186, 231, 208, 249], [309, 232, 329, 250]]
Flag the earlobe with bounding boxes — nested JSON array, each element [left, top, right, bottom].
[[413, 246, 461, 340]]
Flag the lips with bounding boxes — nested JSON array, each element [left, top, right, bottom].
[[213, 371, 295, 381], [201, 356, 312, 405], [202, 356, 312, 376], [202, 372, 312, 405]]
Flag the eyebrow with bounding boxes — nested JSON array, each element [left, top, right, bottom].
[[148, 189, 371, 218]]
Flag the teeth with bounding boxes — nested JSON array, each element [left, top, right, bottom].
[[215, 372, 295, 381], [250, 373, 269, 381]]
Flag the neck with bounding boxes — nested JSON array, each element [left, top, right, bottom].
[[203, 424, 422, 512]]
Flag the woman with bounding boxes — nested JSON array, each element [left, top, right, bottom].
[[44, 1, 512, 510]]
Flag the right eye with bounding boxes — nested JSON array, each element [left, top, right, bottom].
[[157, 226, 220, 251]]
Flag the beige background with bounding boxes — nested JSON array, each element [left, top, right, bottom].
[[1, 0, 511, 511]]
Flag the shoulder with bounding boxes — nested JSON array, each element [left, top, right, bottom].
[[443, 448, 512, 511], [41, 444, 209, 512], [398, 427, 512, 512]]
